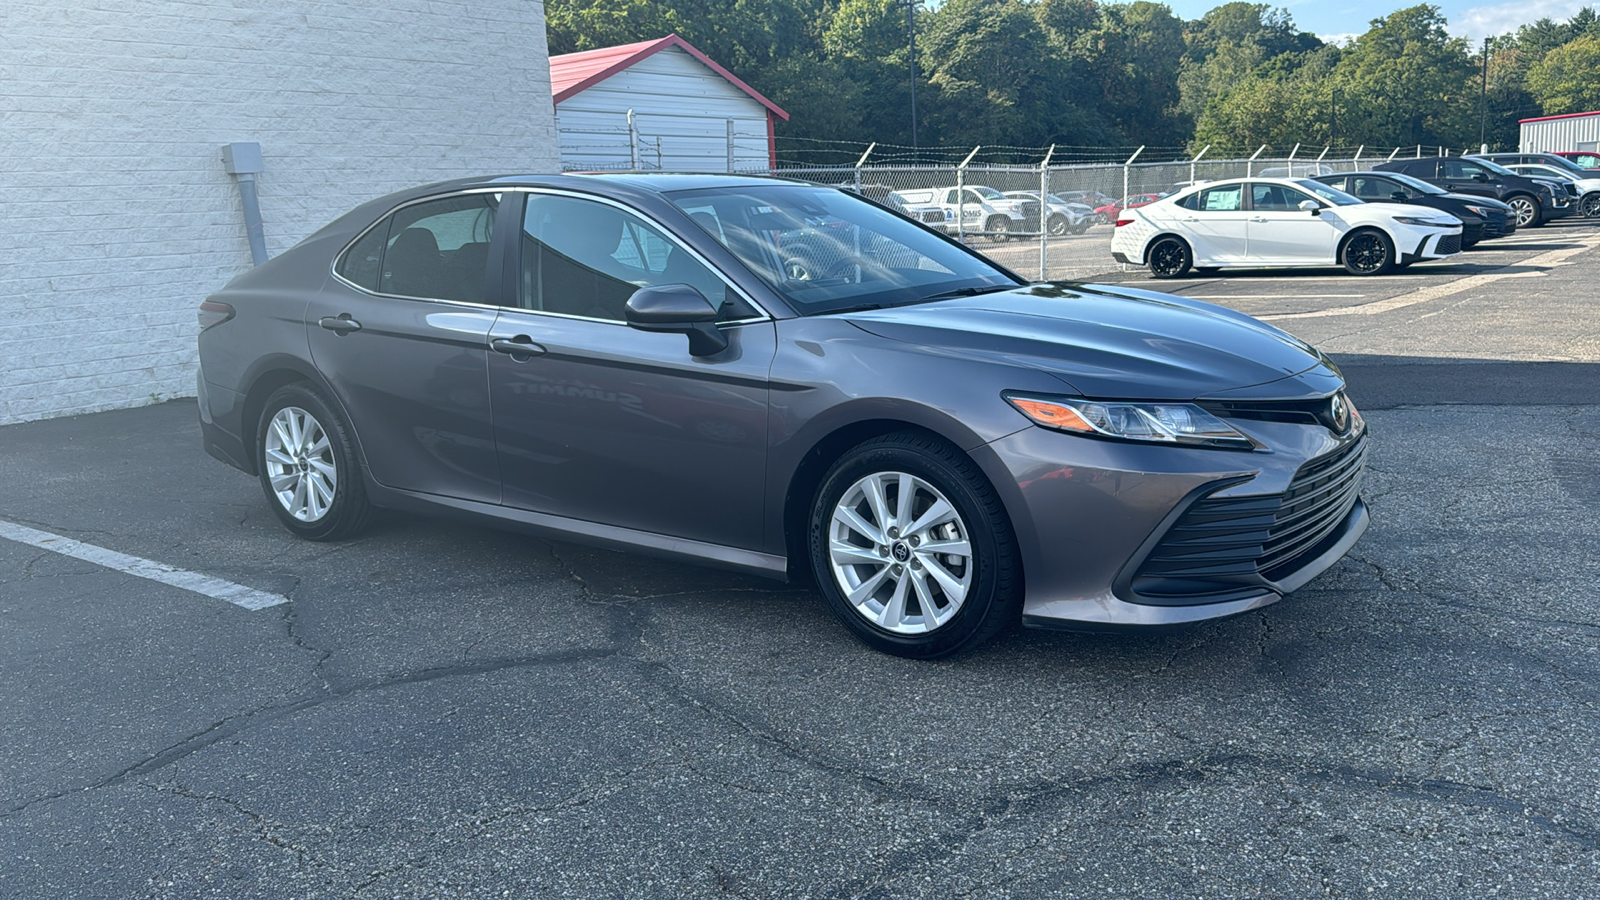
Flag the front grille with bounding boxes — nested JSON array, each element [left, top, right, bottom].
[[1436, 233, 1461, 255], [1131, 433, 1368, 604]]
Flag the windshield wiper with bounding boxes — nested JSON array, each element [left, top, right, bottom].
[[918, 285, 1016, 302]]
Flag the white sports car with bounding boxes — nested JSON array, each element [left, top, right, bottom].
[[1110, 177, 1464, 277]]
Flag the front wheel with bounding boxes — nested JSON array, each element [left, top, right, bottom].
[[809, 433, 1020, 659], [1340, 229, 1395, 276], [1147, 236, 1192, 279], [1506, 194, 1543, 228], [1582, 193, 1600, 218], [985, 215, 1012, 242], [257, 383, 372, 541]]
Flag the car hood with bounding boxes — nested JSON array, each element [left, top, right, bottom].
[[843, 284, 1339, 401]]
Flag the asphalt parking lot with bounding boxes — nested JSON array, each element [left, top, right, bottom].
[[4, 221, 1600, 898]]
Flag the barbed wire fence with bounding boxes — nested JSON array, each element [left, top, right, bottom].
[[560, 119, 1489, 281]]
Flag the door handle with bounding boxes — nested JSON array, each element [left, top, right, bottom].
[[318, 314, 361, 335], [1249, 217, 1269, 223], [490, 336, 547, 359]]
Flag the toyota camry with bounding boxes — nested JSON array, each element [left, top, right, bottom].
[[198, 174, 1368, 658]]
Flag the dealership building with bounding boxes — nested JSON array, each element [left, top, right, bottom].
[[0, 0, 560, 425]]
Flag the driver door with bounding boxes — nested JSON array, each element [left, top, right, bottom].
[[1246, 183, 1339, 264], [486, 191, 776, 551]]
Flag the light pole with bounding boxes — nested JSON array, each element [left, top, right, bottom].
[[1479, 35, 1493, 150], [904, 0, 920, 153]]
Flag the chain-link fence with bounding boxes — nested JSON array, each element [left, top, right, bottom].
[[755, 144, 1475, 281]]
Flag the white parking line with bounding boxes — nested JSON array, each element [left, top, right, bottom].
[[0, 519, 288, 610], [1186, 294, 1367, 300]]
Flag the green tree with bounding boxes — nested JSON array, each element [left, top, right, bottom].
[[1325, 5, 1476, 148], [1526, 34, 1600, 114]]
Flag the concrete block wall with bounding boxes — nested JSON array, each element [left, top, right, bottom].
[[0, 0, 559, 425]]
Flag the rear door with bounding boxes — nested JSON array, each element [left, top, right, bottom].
[[1439, 159, 1498, 198], [308, 190, 506, 504], [1173, 183, 1249, 262]]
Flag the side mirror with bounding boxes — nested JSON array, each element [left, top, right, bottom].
[[1391, 192, 1408, 202], [1472, 172, 1488, 182], [1298, 199, 1322, 216], [625, 284, 729, 357]]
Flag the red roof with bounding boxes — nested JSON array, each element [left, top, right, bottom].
[[549, 34, 789, 121], [1519, 110, 1600, 124]]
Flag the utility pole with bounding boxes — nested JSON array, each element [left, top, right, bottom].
[[1331, 86, 1339, 148]]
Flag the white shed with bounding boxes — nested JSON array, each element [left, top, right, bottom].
[[1520, 111, 1600, 153], [551, 35, 789, 173]]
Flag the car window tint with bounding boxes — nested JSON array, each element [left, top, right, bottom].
[[519, 194, 728, 322], [377, 193, 497, 303], [1175, 191, 1201, 210], [1196, 185, 1242, 212], [1350, 177, 1394, 200], [1251, 184, 1304, 211], [338, 218, 390, 291]]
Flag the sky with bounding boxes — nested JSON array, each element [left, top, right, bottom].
[[1152, 0, 1599, 42]]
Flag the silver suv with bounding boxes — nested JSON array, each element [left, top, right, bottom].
[[890, 185, 1040, 241]]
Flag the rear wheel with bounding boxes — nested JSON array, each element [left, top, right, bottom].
[[1340, 229, 1394, 276], [985, 215, 1012, 242], [1506, 194, 1542, 228], [1147, 236, 1192, 279], [1047, 214, 1069, 236], [1582, 193, 1600, 218], [257, 383, 372, 541], [809, 433, 1020, 659]]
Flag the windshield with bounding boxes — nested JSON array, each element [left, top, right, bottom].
[[1532, 156, 1587, 177], [1296, 179, 1363, 206], [669, 184, 1020, 316], [1473, 158, 1519, 177], [1384, 172, 1446, 195], [971, 186, 1005, 200]]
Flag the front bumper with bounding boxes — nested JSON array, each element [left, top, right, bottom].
[[980, 414, 1368, 630]]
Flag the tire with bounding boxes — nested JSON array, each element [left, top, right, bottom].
[[1339, 229, 1395, 276], [256, 383, 372, 541], [1147, 236, 1192, 279], [1582, 193, 1600, 218], [1095, 212, 1110, 226], [1070, 221, 1091, 235], [1047, 214, 1069, 236], [809, 432, 1021, 659], [985, 215, 1012, 242], [1462, 239, 1480, 250], [1196, 266, 1220, 275], [1506, 194, 1542, 228]]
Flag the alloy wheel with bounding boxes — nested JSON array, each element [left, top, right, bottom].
[[263, 406, 337, 522], [1149, 238, 1190, 278], [1583, 194, 1600, 218], [827, 471, 973, 635], [1508, 196, 1537, 227], [1344, 232, 1389, 274]]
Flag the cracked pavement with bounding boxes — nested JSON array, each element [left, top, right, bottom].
[[3, 221, 1600, 897]]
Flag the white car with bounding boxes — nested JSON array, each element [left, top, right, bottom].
[[889, 185, 1039, 241], [1500, 163, 1600, 218], [1110, 177, 1464, 278], [1003, 191, 1094, 235]]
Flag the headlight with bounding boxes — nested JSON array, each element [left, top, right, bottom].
[[1464, 205, 1492, 215], [1393, 216, 1455, 227], [1004, 393, 1256, 450]]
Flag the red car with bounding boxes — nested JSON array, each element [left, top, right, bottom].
[[1093, 193, 1162, 224], [1552, 151, 1600, 170]]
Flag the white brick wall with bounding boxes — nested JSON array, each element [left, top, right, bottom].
[[0, 0, 559, 424]]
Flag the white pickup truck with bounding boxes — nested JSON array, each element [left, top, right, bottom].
[[890, 185, 1041, 241]]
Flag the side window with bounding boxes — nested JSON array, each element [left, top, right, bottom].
[[1176, 192, 1201, 210], [374, 193, 498, 303], [1351, 177, 1395, 200], [1195, 184, 1243, 212], [337, 219, 390, 291], [1252, 184, 1316, 211], [944, 189, 962, 205], [1439, 160, 1468, 179], [519, 194, 728, 322]]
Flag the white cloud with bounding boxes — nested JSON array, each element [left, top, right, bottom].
[[1317, 33, 1360, 46], [1450, 0, 1598, 41]]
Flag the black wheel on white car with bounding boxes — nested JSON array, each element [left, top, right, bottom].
[[809, 432, 1020, 659], [1340, 229, 1394, 276], [1506, 194, 1542, 228], [257, 383, 372, 541], [1147, 236, 1192, 279], [1582, 193, 1600, 218]]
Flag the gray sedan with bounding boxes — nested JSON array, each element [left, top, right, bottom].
[[197, 174, 1368, 658]]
